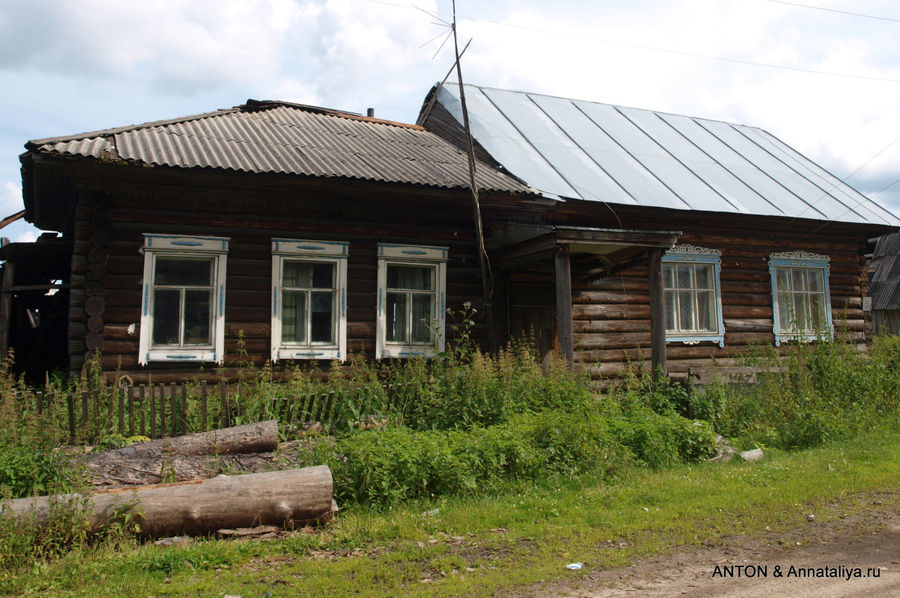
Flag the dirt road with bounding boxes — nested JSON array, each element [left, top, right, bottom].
[[514, 501, 899, 597]]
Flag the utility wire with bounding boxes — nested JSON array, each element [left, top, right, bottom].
[[763, 0, 900, 23], [362, 0, 900, 85]]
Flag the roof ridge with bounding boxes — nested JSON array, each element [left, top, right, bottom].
[[27, 100, 425, 150], [26, 107, 241, 148], [240, 99, 425, 130], [458, 83, 766, 131]]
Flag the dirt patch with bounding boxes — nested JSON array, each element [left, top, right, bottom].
[[506, 494, 899, 598]]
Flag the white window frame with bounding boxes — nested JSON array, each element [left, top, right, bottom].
[[662, 244, 725, 347], [769, 251, 833, 346], [376, 243, 447, 359], [139, 234, 229, 365], [271, 239, 348, 362]]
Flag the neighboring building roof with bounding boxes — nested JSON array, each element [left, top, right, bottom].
[[870, 233, 900, 310], [422, 84, 900, 226], [25, 99, 534, 195]]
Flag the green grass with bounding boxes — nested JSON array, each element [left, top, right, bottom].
[[6, 430, 899, 597]]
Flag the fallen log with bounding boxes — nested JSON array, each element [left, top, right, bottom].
[[86, 439, 318, 487], [5, 466, 333, 539], [87, 420, 278, 460]]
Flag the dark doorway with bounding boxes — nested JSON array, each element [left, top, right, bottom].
[[507, 279, 555, 362]]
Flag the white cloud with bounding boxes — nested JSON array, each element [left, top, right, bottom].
[[0, 182, 22, 215]]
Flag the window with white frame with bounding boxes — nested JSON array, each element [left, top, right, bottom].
[[662, 245, 725, 347], [376, 244, 447, 358], [271, 239, 348, 362], [769, 251, 833, 346], [139, 234, 229, 365]]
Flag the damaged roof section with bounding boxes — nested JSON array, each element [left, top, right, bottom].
[[24, 99, 535, 196], [870, 233, 900, 311]]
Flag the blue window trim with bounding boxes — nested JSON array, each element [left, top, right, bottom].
[[768, 252, 833, 346], [661, 246, 725, 348]]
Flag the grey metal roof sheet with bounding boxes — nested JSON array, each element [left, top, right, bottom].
[[431, 85, 900, 226], [26, 101, 534, 195]]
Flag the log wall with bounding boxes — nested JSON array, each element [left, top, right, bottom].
[[570, 227, 871, 381], [68, 168, 492, 382]]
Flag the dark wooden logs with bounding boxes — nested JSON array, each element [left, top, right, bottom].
[[5, 466, 334, 538], [555, 245, 574, 368]]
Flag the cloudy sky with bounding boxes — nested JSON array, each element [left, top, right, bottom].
[[2, 0, 900, 242]]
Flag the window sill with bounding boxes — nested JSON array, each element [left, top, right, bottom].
[[774, 332, 833, 347], [142, 349, 220, 365], [666, 334, 725, 348], [380, 345, 436, 359], [274, 347, 342, 361]]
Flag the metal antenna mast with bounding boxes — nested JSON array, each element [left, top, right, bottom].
[[450, 0, 496, 351]]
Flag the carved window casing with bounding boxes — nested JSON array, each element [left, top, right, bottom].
[[270, 239, 348, 362], [139, 234, 229, 365], [769, 251, 833, 346], [376, 243, 447, 358], [662, 244, 725, 347]]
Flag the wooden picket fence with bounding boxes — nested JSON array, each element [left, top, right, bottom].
[[10, 381, 411, 443]]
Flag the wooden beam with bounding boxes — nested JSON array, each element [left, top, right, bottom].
[[648, 248, 666, 379], [555, 245, 574, 369]]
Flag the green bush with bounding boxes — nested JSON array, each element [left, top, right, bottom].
[[312, 408, 715, 508], [686, 335, 900, 450]]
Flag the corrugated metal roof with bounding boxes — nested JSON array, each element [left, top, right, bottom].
[[26, 100, 534, 195], [429, 85, 900, 226]]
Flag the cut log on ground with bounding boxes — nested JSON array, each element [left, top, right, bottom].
[[83, 420, 279, 482], [4, 466, 333, 539], [85, 439, 319, 487]]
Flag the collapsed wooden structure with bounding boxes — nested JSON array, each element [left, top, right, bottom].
[[1, 87, 897, 384]]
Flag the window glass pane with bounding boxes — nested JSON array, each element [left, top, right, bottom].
[[387, 265, 433, 291], [312, 263, 334, 289], [386, 293, 408, 342], [807, 270, 824, 292], [776, 268, 790, 291], [778, 291, 793, 332], [663, 264, 676, 290], [283, 262, 313, 288], [678, 290, 694, 330], [282, 290, 307, 344], [664, 290, 677, 331], [152, 289, 180, 345], [411, 294, 433, 343], [183, 290, 212, 345], [798, 293, 811, 331], [695, 265, 712, 289], [791, 269, 807, 293], [310, 291, 334, 343], [156, 258, 212, 286], [809, 293, 826, 331], [697, 290, 714, 331], [676, 265, 693, 290]]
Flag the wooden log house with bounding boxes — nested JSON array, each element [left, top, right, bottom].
[[419, 84, 900, 381], [2, 88, 898, 384]]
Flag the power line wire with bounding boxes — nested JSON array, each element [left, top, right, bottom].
[[763, 0, 900, 23], [362, 0, 900, 85]]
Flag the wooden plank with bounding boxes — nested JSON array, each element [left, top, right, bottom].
[[128, 387, 135, 437], [150, 385, 157, 439], [68, 392, 76, 440], [648, 248, 666, 378], [555, 245, 574, 368], [118, 387, 125, 435], [81, 391, 88, 441], [200, 381, 208, 431], [170, 382, 177, 436], [0, 261, 14, 359]]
